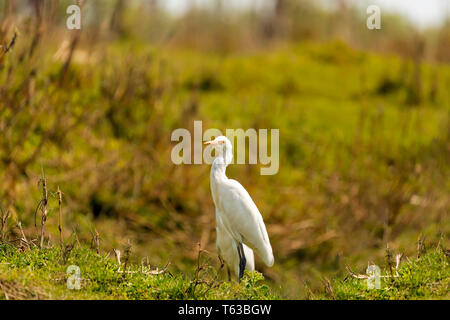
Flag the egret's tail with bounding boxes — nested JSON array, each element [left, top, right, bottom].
[[258, 244, 274, 267], [249, 232, 273, 267], [254, 219, 274, 267]]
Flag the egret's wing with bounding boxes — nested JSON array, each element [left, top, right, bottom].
[[216, 215, 255, 278], [216, 179, 274, 267]]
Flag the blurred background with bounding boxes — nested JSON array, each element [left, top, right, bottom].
[[0, 0, 449, 298]]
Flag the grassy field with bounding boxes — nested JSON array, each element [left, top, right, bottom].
[[0, 1, 449, 299], [326, 246, 450, 300], [0, 243, 278, 299], [0, 241, 448, 299]]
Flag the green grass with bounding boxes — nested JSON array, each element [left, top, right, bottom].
[[1, 242, 447, 300], [0, 243, 279, 300], [318, 247, 450, 300]]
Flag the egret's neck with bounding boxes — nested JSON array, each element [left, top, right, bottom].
[[209, 145, 232, 207], [211, 158, 227, 181], [210, 149, 232, 182]]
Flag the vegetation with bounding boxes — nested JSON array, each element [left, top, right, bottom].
[[320, 246, 450, 300], [0, 243, 279, 300], [0, 0, 449, 299], [0, 238, 447, 300]]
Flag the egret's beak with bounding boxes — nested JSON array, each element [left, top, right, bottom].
[[204, 140, 215, 145]]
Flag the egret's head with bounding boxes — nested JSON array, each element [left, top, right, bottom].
[[204, 136, 233, 164]]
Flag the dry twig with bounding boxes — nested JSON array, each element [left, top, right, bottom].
[[57, 186, 63, 246], [345, 264, 399, 280], [38, 168, 48, 248], [323, 277, 336, 300], [91, 229, 99, 254], [385, 244, 394, 277], [16, 222, 30, 250], [417, 235, 425, 258]]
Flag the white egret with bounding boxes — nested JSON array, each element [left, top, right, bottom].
[[205, 136, 274, 281]]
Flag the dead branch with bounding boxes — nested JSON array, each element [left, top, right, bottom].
[[91, 229, 99, 254], [3, 30, 17, 54], [323, 277, 336, 300], [385, 244, 394, 277], [16, 221, 30, 250], [345, 264, 399, 280], [57, 186, 63, 246], [39, 168, 48, 248], [122, 241, 131, 276], [117, 261, 171, 276], [417, 235, 425, 258]]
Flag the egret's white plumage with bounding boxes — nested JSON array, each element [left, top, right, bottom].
[[216, 214, 255, 279], [205, 136, 274, 280]]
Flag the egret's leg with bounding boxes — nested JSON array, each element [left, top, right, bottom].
[[237, 242, 246, 282], [218, 255, 225, 267]]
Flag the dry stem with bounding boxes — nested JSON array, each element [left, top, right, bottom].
[[39, 169, 48, 248]]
